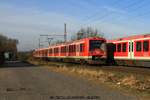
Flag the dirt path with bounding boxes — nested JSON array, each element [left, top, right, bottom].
[[0, 61, 139, 100]]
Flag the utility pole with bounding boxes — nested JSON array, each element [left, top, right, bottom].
[[39, 23, 67, 47], [38, 38, 43, 48], [47, 37, 53, 46], [39, 38, 40, 48], [64, 23, 67, 42]]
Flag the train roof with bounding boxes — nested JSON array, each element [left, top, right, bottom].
[[48, 37, 105, 47], [34, 37, 105, 51], [34, 47, 49, 51], [107, 33, 150, 42]]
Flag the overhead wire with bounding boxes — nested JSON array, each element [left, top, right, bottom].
[[83, 0, 123, 25], [83, 0, 146, 26], [110, 0, 149, 24]]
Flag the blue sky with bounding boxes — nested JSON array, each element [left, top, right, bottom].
[[0, 0, 150, 51]]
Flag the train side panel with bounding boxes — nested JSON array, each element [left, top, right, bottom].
[[108, 34, 150, 67]]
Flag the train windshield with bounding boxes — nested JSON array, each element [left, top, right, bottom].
[[89, 40, 104, 51]]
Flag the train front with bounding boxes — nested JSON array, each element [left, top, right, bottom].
[[88, 38, 107, 64]]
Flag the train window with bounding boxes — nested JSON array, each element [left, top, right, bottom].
[[51, 49, 53, 53], [69, 45, 73, 53], [57, 48, 59, 53], [73, 45, 76, 52], [42, 50, 44, 56], [61, 47, 63, 53], [63, 46, 66, 53], [75, 45, 76, 52], [122, 43, 126, 52], [49, 49, 52, 54], [45, 50, 48, 56], [71, 45, 73, 52], [76, 45, 79, 52], [54, 48, 56, 53], [132, 42, 134, 52], [143, 40, 149, 51], [72, 45, 73, 52], [65, 46, 67, 53], [117, 43, 121, 52], [80, 43, 84, 52], [114, 44, 116, 52], [54, 48, 59, 53], [129, 42, 130, 52], [40, 51, 42, 56], [69, 45, 71, 53], [63, 47, 65, 53], [89, 40, 103, 51], [61, 47, 66, 53], [49, 49, 50, 54], [72, 45, 74, 52], [136, 41, 142, 52]]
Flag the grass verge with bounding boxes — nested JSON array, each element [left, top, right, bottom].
[[28, 59, 150, 99]]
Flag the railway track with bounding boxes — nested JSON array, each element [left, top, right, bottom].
[[39, 61, 150, 77]]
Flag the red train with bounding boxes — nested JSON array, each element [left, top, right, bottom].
[[33, 37, 107, 64], [33, 34, 150, 67], [107, 34, 150, 67]]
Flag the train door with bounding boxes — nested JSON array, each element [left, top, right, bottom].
[[76, 44, 80, 56], [128, 40, 134, 59]]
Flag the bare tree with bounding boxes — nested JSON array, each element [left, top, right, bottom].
[[0, 34, 19, 62], [72, 27, 104, 40]]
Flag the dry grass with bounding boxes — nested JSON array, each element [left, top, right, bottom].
[[29, 60, 150, 98], [52, 65, 150, 92], [120, 75, 137, 86], [52, 66, 150, 93]]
